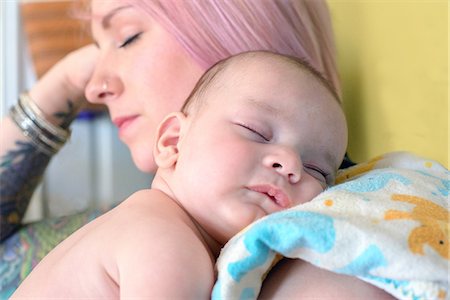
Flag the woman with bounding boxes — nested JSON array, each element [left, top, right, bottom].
[[2, 0, 388, 298]]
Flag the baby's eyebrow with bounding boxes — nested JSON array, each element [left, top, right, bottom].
[[245, 98, 280, 116]]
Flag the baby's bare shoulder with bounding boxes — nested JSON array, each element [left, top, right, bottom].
[[113, 188, 209, 253], [109, 189, 215, 298], [108, 189, 193, 230]]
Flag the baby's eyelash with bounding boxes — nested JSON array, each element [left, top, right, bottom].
[[238, 123, 270, 141], [304, 164, 329, 179]]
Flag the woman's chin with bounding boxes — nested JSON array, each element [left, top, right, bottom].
[[130, 148, 157, 174]]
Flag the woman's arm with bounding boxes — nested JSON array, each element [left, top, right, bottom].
[[0, 45, 98, 241], [259, 258, 395, 299]]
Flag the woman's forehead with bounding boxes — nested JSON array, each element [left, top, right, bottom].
[[91, 0, 129, 19]]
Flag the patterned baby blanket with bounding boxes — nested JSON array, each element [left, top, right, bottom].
[[213, 152, 449, 300]]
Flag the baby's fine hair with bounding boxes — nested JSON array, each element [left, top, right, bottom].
[[180, 51, 339, 115], [127, 0, 341, 98]]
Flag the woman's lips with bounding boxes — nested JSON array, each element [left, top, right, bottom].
[[113, 115, 139, 135], [247, 184, 291, 208]]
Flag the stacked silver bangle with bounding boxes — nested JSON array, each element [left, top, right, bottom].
[[9, 92, 71, 156]]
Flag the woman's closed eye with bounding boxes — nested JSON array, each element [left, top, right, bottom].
[[236, 123, 270, 142], [119, 32, 142, 48]]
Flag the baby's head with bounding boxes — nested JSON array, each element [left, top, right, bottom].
[[181, 51, 340, 116], [153, 51, 347, 244]]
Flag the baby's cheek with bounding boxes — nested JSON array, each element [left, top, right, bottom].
[[294, 179, 324, 206]]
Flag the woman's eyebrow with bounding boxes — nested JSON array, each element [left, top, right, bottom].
[[102, 5, 132, 29]]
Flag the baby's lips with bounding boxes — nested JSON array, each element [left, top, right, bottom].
[[267, 187, 291, 208], [247, 184, 291, 208]]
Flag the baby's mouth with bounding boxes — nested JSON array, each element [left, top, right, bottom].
[[247, 185, 291, 208]]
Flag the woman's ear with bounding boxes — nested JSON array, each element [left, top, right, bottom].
[[154, 112, 187, 169]]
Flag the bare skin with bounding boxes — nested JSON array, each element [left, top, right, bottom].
[[10, 189, 216, 299], [260, 258, 396, 299]]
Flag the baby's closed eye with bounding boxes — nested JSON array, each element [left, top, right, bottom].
[[303, 164, 329, 184], [235, 122, 271, 142]]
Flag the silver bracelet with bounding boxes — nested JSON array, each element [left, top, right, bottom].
[[19, 93, 70, 141], [9, 93, 71, 156]]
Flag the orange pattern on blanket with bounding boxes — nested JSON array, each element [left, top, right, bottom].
[[385, 194, 450, 259]]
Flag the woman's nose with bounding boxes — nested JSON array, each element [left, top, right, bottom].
[[263, 147, 302, 184], [85, 66, 123, 104]]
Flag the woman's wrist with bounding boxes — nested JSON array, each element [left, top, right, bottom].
[[9, 92, 71, 155], [28, 65, 85, 128]]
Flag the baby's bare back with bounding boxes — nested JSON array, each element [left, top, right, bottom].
[[11, 189, 215, 298]]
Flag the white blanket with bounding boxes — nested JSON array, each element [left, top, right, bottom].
[[213, 152, 449, 300]]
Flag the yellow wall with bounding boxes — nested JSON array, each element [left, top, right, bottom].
[[328, 0, 448, 168]]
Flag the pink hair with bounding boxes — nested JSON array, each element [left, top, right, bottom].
[[128, 0, 341, 98]]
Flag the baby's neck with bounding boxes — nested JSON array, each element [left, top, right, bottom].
[[152, 173, 222, 259], [194, 220, 222, 259]]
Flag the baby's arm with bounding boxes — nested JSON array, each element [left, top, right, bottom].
[[114, 190, 215, 298]]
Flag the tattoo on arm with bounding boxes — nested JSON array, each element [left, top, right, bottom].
[[0, 142, 50, 241], [54, 99, 78, 129], [0, 99, 77, 241]]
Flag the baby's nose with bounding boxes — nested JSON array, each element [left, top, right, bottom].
[[263, 148, 301, 184]]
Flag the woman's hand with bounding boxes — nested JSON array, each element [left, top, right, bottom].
[[61, 44, 98, 102], [28, 44, 99, 125]]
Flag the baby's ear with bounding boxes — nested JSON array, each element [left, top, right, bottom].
[[154, 112, 187, 169]]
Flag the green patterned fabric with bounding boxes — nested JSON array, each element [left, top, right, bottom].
[[0, 210, 102, 299]]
